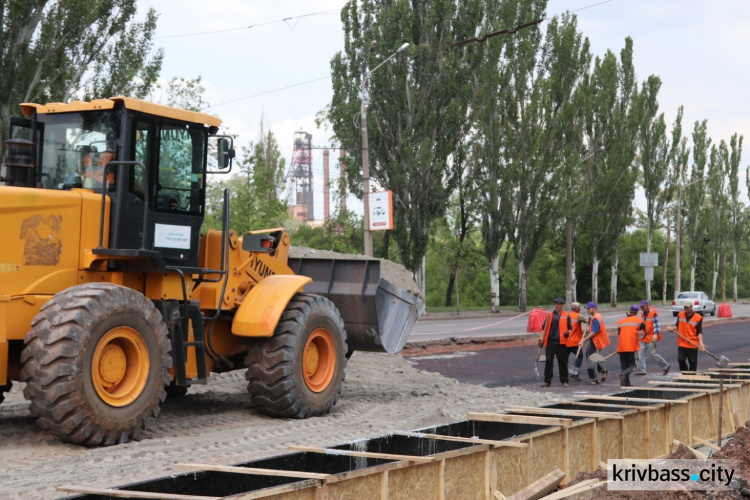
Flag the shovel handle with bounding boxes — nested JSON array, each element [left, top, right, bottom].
[[669, 328, 715, 357]]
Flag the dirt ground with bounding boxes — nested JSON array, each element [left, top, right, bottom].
[[564, 439, 750, 499], [0, 351, 551, 499]]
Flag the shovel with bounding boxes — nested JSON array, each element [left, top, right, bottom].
[[670, 329, 730, 368], [534, 345, 543, 379], [588, 351, 617, 364]]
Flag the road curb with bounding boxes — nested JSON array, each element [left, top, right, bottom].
[[403, 315, 749, 356]]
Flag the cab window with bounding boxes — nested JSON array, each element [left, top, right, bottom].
[[156, 124, 206, 214]]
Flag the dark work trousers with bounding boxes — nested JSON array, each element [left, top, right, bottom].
[[544, 341, 569, 384], [677, 347, 699, 372], [567, 346, 584, 374], [619, 352, 636, 386], [586, 341, 607, 381]]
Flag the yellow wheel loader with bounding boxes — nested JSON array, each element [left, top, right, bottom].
[[0, 97, 422, 445]]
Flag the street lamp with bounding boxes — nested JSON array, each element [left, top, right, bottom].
[[565, 146, 605, 308], [674, 175, 707, 298], [361, 42, 410, 257]]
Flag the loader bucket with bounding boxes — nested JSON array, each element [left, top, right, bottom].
[[288, 257, 424, 354]]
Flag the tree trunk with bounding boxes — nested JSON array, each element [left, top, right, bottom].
[[592, 254, 600, 305], [662, 207, 671, 305], [489, 254, 500, 313], [646, 223, 652, 302], [711, 252, 719, 299], [414, 256, 426, 297], [572, 248, 578, 303], [610, 244, 618, 307], [722, 252, 727, 302], [445, 274, 455, 307], [689, 251, 697, 292], [733, 246, 738, 302], [518, 260, 527, 312], [455, 270, 461, 315]]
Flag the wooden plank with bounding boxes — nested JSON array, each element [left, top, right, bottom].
[[56, 487, 219, 500], [395, 430, 528, 448], [672, 440, 707, 459], [650, 381, 742, 388], [549, 400, 656, 411], [583, 395, 687, 405], [172, 463, 331, 480], [624, 386, 714, 393], [691, 435, 721, 451], [504, 406, 623, 420], [494, 492, 507, 500], [288, 445, 435, 463], [468, 412, 574, 428], [505, 468, 565, 500], [538, 480, 605, 500]]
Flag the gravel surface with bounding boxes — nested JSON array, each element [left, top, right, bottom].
[[0, 351, 552, 499]]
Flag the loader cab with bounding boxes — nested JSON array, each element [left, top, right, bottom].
[[5, 97, 232, 270]]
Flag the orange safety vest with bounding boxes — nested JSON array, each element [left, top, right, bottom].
[[616, 315, 643, 352], [568, 311, 584, 347], [541, 310, 570, 347], [677, 310, 703, 349], [589, 312, 610, 350], [641, 309, 660, 342], [83, 151, 116, 187]]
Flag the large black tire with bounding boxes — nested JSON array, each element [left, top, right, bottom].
[[21, 283, 171, 445], [245, 293, 347, 418]]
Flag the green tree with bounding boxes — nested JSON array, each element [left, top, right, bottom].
[[328, 0, 484, 286], [582, 38, 639, 305], [727, 133, 744, 301], [684, 119, 710, 292], [705, 143, 728, 299], [492, 11, 590, 311], [635, 75, 668, 302], [0, 0, 162, 131]]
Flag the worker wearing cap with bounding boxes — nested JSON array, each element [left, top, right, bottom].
[[538, 297, 573, 387], [567, 302, 586, 381], [579, 301, 609, 385], [616, 305, 646, 387], [636, 299, 670, 376], [667, 299, 706, 371]]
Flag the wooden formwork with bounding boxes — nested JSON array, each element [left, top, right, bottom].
[[61, 384, 732, 500]]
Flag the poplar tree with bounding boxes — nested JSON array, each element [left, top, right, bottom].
[[684, 119, 710, 292], [328, 0, 484, 282], [582, 39, 639, 305], [0, 0, 162, 131], [727, 133, 744, 301]]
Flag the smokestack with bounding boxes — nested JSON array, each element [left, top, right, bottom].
[[339, 148, 346, 211], [323, 149, 330, 222]]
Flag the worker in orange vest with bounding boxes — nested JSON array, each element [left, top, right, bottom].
[[616, 305, 646, 387], [666, 299, 706, 371], [636, 299, 670, 376], [578, 301, 609, 385], [538, 297, 573, 388], [567, 302, 585, 381]]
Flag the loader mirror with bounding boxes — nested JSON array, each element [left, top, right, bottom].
[[217, 138, 234, 169]]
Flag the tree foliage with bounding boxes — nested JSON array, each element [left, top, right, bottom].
[[0, 0, 162, 130]]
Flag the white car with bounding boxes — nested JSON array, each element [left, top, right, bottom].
[[670, 291, 716, 317]]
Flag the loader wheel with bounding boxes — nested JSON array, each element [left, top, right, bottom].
[[21, 283, 171, 445], [245, 293, 347, 418]]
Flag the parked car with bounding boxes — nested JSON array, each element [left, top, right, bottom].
[[671, 291, 716, 317]]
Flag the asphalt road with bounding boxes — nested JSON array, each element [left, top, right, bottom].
[[405, 317, 750, 397]]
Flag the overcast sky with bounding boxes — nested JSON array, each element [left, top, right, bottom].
[[138, 0, 750, 219]]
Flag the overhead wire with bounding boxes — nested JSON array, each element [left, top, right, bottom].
[[196, 0, 616, 108], [155, 9, 342, 39]]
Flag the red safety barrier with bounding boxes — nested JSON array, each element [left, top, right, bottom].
[[527, 308, 547, 333], [718, 302, 732, 318]]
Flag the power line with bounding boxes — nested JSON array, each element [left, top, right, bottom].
[[155, 9, 342, 40], [209, 77, 330, 108]]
